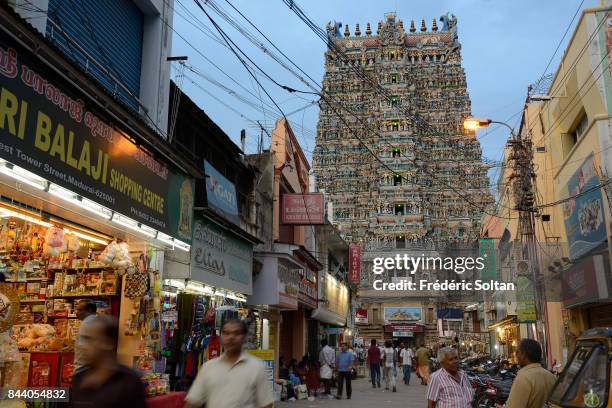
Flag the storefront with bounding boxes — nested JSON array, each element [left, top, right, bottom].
[[0, 32, 195, 395], [312, 272, 349, 347], [561, 253, 611, 351], [488, 316, 519, 360]]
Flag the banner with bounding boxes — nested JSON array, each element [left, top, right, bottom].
[[348, 244, 362, 284], [204, 161, 239, 225], [479, 238, 497, 280], [281, 193, 325, 224], [384, 307, 422, 322], [247, 350, 275, 407], [562, 154, 606, 260], [516, 276, 537, 323], [191, 218, 253, 295], [0, 39, 194, 241]]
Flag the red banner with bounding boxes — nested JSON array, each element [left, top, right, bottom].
[[348, 244, 362, 284], [281, 193, 325, 224]]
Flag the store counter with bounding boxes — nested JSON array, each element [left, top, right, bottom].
[[146, 391, 186, 408]]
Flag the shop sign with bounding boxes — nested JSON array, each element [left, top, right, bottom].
[[355, 308, 368, 324], [562, 254, 610, 308], [0, 39, 194, 241], [204, 161, 239, 225], [247, 350, 275, 402], [281, 193, 324, 224], [323, 328, 344, 335], [384, 324, 424, 333], [516, 276, 537, 323], [562, 154, 607, 260], [479, 238, 497, 280], [392, 331, 414, 337], [384, 307, 422, 323], [297, 268, 317, 308], [348, 244, 361, 284], [278, 263, 299, 309], [191, 218, 253, 295]]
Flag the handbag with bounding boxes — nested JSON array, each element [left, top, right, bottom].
[[320, 364, 332, 379]]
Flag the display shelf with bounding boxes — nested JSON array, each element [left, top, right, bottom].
[[47, 267, 113, 272], [8, 278, 47, 282], [48, 294, 117, 299], [19, 299, 46, 303]]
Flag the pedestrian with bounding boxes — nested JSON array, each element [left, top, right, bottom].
[[506, 339, 556, 408], [184, 319, 274, 408], [71, 315, 146, 408], [416, 343, 431, 385], [426, 347, 473, 408], [382, 340, 397, 392], [319, 339, 335, 395], [335, 343, 354, 400], [305, 355, 320, 397], [366, 338, 382, 388], [74, 300, 97, 375], [400, 342, 414, 385]]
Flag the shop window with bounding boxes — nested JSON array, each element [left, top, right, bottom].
[[392, 148, 401, 158], [394, 203, 404, 215], [391, 73, 398, 84], [393, 174, 402, 186]]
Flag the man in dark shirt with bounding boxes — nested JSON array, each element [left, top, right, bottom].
[[366, 339, 382, 388], [71, 315, 146, 408]]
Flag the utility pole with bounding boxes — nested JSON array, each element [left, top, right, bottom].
[[506, 92, 547, 361]]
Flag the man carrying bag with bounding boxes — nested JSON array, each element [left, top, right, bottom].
[[319, 339, 335, 395]]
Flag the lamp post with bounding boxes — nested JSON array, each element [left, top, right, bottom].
[[463, 117, 547, 360]]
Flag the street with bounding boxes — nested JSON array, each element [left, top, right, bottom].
[[278, 373, 427, 407]]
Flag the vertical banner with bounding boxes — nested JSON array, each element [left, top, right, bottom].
[[348, 244, 362, 284], [479, 238, 497, 280], [516, 276, 537, 323], [247, 350, 275, 406]]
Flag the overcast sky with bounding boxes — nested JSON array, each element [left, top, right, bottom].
[[170, 0, 599, 184]]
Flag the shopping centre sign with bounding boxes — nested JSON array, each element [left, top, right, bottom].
[[0, 39, 194, 241]]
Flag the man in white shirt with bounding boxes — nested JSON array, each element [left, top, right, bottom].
[[382, 340, 397, 392], [185, 319, 273, 408], [319, 339, 335, 395], [399, 342, 414, 385]]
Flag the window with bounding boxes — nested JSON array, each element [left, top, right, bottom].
[[391, 96, 399, 107], [392, 121, 399, 131], [391, 73, 398, 84], [563, 112, 588, 156], [390, 51, 395, 60], [392, 148, 401, 158], [396, 235, 406, 249], [394, 203, 404, 215], [394, 174, 402, 186]]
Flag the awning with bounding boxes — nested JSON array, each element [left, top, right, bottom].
[[312, 307, 345, 326], [487, 316, 518, 331]]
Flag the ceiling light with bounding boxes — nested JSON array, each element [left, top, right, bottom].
[[64, 228, 109, 245], [0, 207, 53, 227]]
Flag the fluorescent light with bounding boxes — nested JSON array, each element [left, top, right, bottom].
[[0, 163, 46, 190], [64, 228, 108, 245], [173, 239, 190, 252], [112, 214, 156, 238], [48, 184, 113, 219], [0, 207, 53, 227], [156, 232, 175, 246]]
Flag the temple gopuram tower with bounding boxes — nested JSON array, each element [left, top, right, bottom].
[[313, 13, 494, 343]]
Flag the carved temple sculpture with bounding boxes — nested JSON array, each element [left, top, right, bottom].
[[313, 13, 494, 253]]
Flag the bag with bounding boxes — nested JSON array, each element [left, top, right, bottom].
[[296, 384, 308, 400], [124, 271, 148, 299], [320, 364, 332, 379]]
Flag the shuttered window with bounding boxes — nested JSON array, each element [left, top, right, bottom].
[[46, 0, 143, 111]]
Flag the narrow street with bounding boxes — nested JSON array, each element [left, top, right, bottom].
[[278, 373, 427, 407]]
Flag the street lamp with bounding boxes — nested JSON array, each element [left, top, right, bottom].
[[463, 117, 517, 139]]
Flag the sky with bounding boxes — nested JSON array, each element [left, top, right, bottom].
[[170, 0, 600, 185]]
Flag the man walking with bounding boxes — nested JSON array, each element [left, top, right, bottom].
[[400, 342, 414, 385], [335, 343, 354, 400], [319, 339, 335, 395], [506, 339, 556, 408], [426, 347, 473, 408], [382, 340, 397, 392], [184, 319, 273, 408], [416, 343, 431, 385], [71, 316, 147, 407], [366, 339, 381, 388]]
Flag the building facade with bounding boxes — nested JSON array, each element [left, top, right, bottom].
[[313, 13, 493, 343]]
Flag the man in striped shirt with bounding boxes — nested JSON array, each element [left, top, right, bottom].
[[426, 347, 473, 408]]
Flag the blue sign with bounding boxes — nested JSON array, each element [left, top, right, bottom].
[[563, 154, 607, 260], [204, 161, 239, 225]]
